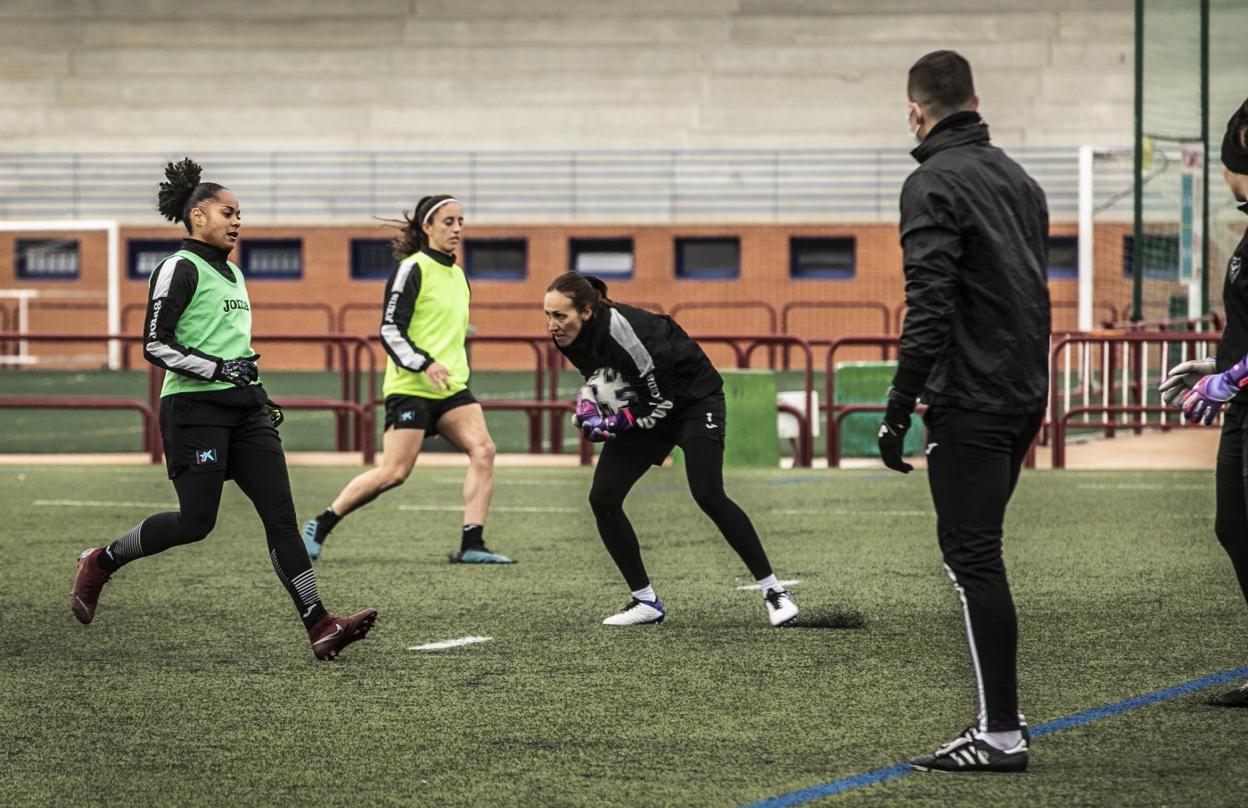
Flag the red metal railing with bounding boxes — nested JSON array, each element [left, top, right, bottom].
[[121, 301, 338, 370], [1048, 332, 1221, 468], [0, 396, 159, 463], [1, 333, 375, 464], [823, 336, 899, 467]]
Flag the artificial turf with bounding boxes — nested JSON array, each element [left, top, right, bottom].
[[2, 463, 1246, 806]]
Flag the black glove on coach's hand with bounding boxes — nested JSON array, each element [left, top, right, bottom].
[[878, 387, 917, 474], [214, 354, 260, 388]]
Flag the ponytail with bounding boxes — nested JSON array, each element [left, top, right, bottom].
[[156, 157, 226, 234]]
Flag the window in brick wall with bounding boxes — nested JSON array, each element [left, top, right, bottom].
[[569, 238, 634, 279], [16, 238, 79, 280], [790, 237, 856, 280], [1047, 236, 1078, 280], [240, 239, 303, 280], [464, 238, 527, 281], [127, 239, 183, 280], [350, 239, 398, 280], [676, 237, 739, 280]]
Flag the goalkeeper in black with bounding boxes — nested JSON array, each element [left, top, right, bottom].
[[544, 271, 797, 627], [68, 158, 376, 661], [878, 51, 1050, 772]]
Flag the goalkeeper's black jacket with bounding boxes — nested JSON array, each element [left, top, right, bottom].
[[893, 111, 1052, 415], [556, 302, 722, 429], [1216, 203, 1248, 377]]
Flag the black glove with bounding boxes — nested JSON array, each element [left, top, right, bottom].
[[878, 387, 916, 474], [264, 398, 284, 428], [214, 354, 260, 388]]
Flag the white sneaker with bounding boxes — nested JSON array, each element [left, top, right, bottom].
[[602, 598, 666, 626], [764, 589, 798, 626]]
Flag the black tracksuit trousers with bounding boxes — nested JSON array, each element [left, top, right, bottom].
[[924, 405, 1043, 733], [1215, 404, 1248, 606]]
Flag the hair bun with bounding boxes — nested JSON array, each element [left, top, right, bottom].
[[157, 157, 204, 223]]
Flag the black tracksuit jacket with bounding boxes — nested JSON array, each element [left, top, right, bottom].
[[556, 302, 721, 429], [894, 111, 1052, 415], [1216, 203, 1248, 377]]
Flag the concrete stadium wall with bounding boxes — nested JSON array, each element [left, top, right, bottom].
[[0, 0, 1135, 153]]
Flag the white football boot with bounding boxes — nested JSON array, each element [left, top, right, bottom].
[[764, 589, 798, 626], [602, 598, 666, 626]]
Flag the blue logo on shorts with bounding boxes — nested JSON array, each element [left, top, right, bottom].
[[399, 410, 415, 422], [196, 448, 218, 464]]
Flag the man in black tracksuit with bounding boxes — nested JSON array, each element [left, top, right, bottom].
[[878, 51, 1050, 773]]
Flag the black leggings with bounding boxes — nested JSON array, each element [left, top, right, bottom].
[[108, 429, 322, 627], [1215, 405, 1248, 605], [588, 436, 774, 591]]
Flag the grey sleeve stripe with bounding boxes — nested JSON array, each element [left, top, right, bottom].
[[380, 324, 427, 371], [608, 308, 654, 375], [146, 341, 217, 379], [150, 256, 182, 299]]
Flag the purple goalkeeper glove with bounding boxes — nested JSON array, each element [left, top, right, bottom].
[[580, 408, 636, 443], [572, 392, 599, 429], [1180, 356, 1248, 424]]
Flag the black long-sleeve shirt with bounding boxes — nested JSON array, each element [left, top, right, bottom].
[[556, 302, 721, 428], [1216, 204, 1248, 387]]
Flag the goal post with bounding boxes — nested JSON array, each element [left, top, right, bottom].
[[0, 219, 122, 369]]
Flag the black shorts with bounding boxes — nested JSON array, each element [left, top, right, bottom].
[[384, 389, 478, 434], [160, 387, 280, 480], [613, 392, 726, 466]]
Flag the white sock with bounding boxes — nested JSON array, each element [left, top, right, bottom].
[[631, 586, 657, 604], [756, 574, 782, 594], [975, 729, 1023, 751]]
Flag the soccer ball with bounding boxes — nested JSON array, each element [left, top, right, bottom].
[[582, 367, 636, 416]]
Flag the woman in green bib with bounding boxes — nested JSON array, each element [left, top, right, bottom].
[[69, 158, 377, 661], [302, 195, 511, 564]]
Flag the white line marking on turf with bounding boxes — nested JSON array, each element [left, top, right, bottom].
[[398, 505, 578, 513], [775, 508, 929, 516], [432, 477, 559, 485], [35, 499, 178, 508], [1076, 483, 1205, 491], [737, 580, 801, 591], [408, 635, 493, 652]]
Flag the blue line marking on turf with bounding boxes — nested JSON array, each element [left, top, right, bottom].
[[742, 664, 1248, 808]]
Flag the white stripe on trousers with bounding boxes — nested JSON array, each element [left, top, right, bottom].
[[944, 562, 989, 732]]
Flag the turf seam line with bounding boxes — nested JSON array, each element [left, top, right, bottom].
[[741, 664, 1248, 808]]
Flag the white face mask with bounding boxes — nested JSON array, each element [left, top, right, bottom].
[[905, 106, 922, 145]]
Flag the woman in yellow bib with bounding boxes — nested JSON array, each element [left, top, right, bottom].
[[302, 195, 510, 564]]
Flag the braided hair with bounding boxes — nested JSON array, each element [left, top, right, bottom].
[[156, 157, 227, 234], [391, 194, 458, 259]]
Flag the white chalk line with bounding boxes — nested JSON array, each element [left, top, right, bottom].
[[35, 499, 177, 508], [736, 579, 801, 591], [1076, 483, 1206, 491], [399, 504, 578, 513], [774, 508, 930, 516], [408, 635, 493, 652]]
